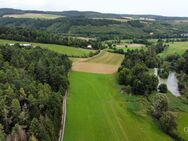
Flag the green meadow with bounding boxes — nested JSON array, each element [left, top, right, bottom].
[[86, 51, 124, 65], [177, 112, 188, 141], [64, 72, 172, 141], [160, 42, 188, 58], [0, 39, 96, 57], [3, 13, 63, 19]]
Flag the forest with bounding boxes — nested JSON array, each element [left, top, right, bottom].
[[0, 26, 102, 50], [118, 40, 188, 140], [0, 16, 185, 39], [118, 49, 160, 95], [0, 44, 71, 141]]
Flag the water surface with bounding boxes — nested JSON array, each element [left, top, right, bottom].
[[154, 68, 180, 97]]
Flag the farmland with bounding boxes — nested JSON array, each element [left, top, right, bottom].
[[72, 51, 124, 74], [160, 41, 188, 58], [177, 112, 188, 141], [0, 39, 96, 57], [106, 40, 146, 53], [64, 72, 172, 141], [118, 43, 146, 52], [86, 51, 124, 65], [1, 7, 188, 141], [67, 39, 188, 141], [166, 93, 188, 141], [3, 13, 63, 19]]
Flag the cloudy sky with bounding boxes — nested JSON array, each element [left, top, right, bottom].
[[0, 0, 187, 17]]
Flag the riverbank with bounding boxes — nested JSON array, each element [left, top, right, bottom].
[[154, 68, 180, 97]]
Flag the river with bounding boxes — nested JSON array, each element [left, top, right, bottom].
[[154, 68, 180, 97]]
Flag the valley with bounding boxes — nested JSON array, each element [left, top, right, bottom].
[[0, 7, 188, 141]]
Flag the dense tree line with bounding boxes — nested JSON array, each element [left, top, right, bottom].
[[165, 38, 188, 43], [131, 39, 151, 46], [0, 26, 102, 50], [0, 16, 185, 39], [0, 45, 71, 140], [0, 17, 121, 29], [118, 49, 160, 95], [150, 94, 183, 141], [127, 20, 144, 28], [118, 40, 171, 95], [151, 39, 168, 54]]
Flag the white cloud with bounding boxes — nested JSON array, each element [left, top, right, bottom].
[[0, 0, 46, 9]]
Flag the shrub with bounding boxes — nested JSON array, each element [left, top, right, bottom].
[[159, 111, 177, 134], [158, 84, 168, 93]]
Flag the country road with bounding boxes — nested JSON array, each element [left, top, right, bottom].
[[58, 92, 67, 141]]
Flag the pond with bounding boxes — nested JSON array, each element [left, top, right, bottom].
[[154, 68, 180, 97]]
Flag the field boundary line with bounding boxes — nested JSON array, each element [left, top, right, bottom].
[[58, 91, 67, 141], [75, 50, 103, 63]]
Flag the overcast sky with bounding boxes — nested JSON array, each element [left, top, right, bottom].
[[0, 0, 187, 17]]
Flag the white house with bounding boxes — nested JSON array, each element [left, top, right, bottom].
[[87, 45, 92, 49], [150, 32, 154, 36], [9, 43, 15, 46], [20, 44, 32, 47]]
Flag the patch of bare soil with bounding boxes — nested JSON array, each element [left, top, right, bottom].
[[72, 62, 119, 74]]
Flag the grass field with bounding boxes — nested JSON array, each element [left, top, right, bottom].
[[64, 72, 172, 141], [117, 43, 146, 52], [167, 93, 188, 112], [117, 43, 145, 48], [0, 39, 96, 57], [72, 51, 124, 74], [3, 13, 63, 19], [160, 42, 188, 58], [86, 51, 124, 65], [149, 93, 188, 140], [93, 18, 129, 22], [167, 94, 188, 141], [177, 112, 188, 141]]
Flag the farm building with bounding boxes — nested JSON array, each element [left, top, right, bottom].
[[87, 45, 92, 49], [8, 43, 33, 48], [8, 43, 15, 46], [20, 44, 32, 47]]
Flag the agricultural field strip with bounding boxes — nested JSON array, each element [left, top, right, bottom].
[[3, 13, 63, 19], [160, 41, 188, 58], [64, 72, 172, 141], [72, 51, 124, 74], [0, 39, 95, 57], [85, 51, 124, 65]]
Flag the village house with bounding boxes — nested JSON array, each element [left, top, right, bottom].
[[87, 45, 92, 49]]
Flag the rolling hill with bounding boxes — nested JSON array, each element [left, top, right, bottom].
[[1, 8, 188, 22]]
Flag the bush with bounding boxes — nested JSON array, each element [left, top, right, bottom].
[[159, 111, 177, 134], [158, 69, 169, 79], [158, 84, 168, 93], [151, 94, 168, 119]]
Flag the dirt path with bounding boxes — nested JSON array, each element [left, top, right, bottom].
[[58, 92, 67, 141]]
